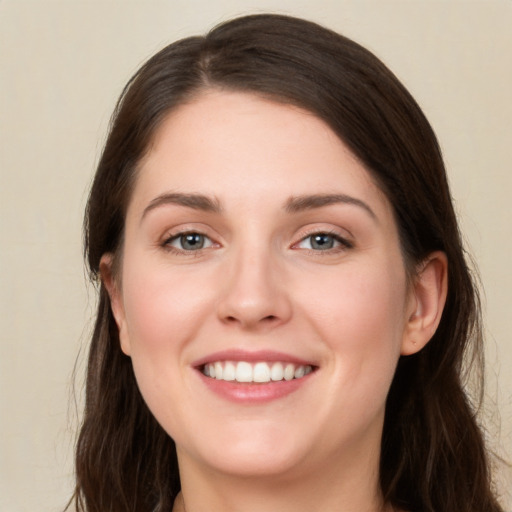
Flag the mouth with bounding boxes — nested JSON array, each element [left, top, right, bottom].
[[201, 360, 315, 383], [193, 350, 318, 402]]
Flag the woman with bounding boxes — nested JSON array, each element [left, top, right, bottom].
[[71, 14, 504, 512]]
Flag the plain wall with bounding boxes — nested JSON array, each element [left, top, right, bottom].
[[1, 1, 510, 510]]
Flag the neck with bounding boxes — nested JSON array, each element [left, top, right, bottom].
[[175, 445, 390, 512]]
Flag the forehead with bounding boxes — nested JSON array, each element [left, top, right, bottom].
[[130, 90, 392, 219]]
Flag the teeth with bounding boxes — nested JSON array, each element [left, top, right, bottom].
[[202, 361, 313, 383], [253, 362, 271, 383], [214, 362, 223, 380], [270, 362, 284, 381], [235, 362, 253, 382], [284, 363, 295, 381], [223, 361, 236, 381], [294, 365, 305, 379]]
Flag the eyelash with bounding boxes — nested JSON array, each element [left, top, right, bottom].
[[292, 229, 353, 254], [161, 229, 353, 255], [162, 231, 216, 255]]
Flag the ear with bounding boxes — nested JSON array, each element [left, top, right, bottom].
[[401, 251, 448, 356], [100, 253, 131, 356]]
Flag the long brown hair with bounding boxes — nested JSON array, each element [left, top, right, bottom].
[[72, 14, 504, 512]]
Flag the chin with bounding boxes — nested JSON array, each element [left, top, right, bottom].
[[198, 449, 307, 480], [175, 422, 315, 480]]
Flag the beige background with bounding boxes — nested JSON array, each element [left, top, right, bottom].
[[1, 1, 511, 510]]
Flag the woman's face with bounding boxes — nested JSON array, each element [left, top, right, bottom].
[[107, 91, 419, 480]]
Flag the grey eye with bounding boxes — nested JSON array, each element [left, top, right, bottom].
[[295, 232, 352, 252], [309, 234, 336, 250], [181, 233, 205, 250], [168, 233, 213, 251]]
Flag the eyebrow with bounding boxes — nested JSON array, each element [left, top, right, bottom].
[[141, 192, 222, 221], [141, 191, 376, 222], [285, 193, 377, 220]]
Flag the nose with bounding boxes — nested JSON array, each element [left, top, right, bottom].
[[216, 247, 293, 330]]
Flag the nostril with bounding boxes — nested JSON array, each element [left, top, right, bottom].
[[224, 314, 278, 325]]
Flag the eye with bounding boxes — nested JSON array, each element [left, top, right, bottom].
[[295, 232, 352, 251], [165, 232, 214, 251]]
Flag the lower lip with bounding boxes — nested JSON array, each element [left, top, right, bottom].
[[197, 371, 314, 403]]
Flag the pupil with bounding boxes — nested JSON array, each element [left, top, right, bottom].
[[311, 234, 334, 250], [181, 233, 204, 250]]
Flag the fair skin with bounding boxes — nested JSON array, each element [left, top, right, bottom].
[[102, 90, 447, 512]]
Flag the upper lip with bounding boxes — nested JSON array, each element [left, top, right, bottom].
[[191, 349, 317, 368]]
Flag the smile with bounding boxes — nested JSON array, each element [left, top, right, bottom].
[[202, 361, 314, 383]]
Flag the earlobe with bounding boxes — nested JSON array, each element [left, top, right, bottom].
[[99, 253, 132, 356], [401, 251, 448, 356]]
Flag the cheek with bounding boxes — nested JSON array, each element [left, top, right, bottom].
[[121, 255, 210, 355], [304, 257, 408, 390], [118, 259, 202, 434], [309, 258, 407, 340]]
